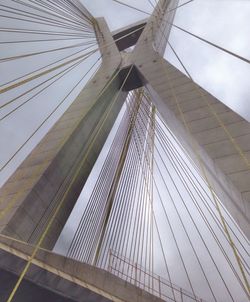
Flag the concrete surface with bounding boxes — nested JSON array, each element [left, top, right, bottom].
[[0, 235, 164, 302]]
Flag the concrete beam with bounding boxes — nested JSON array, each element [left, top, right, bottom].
[[112, 20, 147, 51], [0, 236, 165, 302]]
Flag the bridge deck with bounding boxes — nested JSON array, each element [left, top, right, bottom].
[[0, 236, 164, 302]]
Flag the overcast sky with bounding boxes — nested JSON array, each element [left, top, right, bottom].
[[0, 1, 249, 301]]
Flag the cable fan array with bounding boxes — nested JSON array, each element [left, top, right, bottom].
[[0, 1, 249, 302], [66, 88, 249, 302]]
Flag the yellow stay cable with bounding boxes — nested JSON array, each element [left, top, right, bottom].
[[0, 53, 96, 112], [161, 60, 250, 295], [0, 49, 98, 95], [0, 41, 96, 64], [5, 66, 133, 302]]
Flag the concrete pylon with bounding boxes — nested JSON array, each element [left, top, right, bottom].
[[0, 0, 249, 301]]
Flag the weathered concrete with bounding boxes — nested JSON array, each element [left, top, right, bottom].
[[0, 236, 164, 302]]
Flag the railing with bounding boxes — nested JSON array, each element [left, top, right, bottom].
[[108, 250, 206, 302]]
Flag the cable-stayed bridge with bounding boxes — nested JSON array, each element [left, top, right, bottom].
[[0, 1, 249, 301]]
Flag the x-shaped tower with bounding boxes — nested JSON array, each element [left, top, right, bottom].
[[0, 1, 249, 301]]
